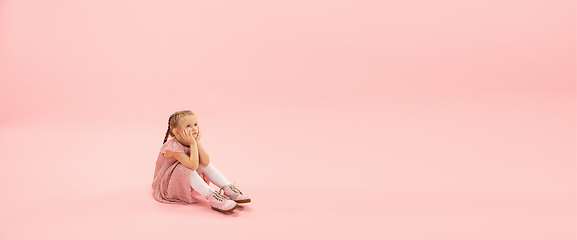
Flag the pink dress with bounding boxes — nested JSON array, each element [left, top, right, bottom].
[[152, 137, 210, 204]]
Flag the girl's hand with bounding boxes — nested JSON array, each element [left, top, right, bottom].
[[180, 129, 196, 146], [195, 126, 202, 142]]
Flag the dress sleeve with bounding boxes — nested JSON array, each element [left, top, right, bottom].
[[160, 137, 186, 154]]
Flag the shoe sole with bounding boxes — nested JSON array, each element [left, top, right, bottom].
[[234, 199, 251, 204], [212, 203, 238, 213]]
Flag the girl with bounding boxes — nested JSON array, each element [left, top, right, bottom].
[[152, 110, 251, 213]]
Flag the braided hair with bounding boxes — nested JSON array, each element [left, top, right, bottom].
[[163, 110, 195, 143]]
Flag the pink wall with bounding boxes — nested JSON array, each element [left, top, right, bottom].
[[1, 0, 574, 124]]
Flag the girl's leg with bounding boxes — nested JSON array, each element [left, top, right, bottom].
[[190, 170, 238, 213], [196, 163, 231, 188], [198, 163, 251, 204], [189, 170, 213, 196]]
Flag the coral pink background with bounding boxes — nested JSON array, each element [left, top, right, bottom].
[[0, 0, 575, 239]]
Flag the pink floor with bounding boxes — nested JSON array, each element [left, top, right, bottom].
[[1, 0, 575, 239]]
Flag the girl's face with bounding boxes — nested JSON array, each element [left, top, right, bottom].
[[173, 115, 199, 138]]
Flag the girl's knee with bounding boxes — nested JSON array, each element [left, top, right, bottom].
[[200, 159, 210, 167]]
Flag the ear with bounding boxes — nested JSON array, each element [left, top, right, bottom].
[[172, 128, 179, 136]]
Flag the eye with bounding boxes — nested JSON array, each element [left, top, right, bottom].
[[194, 124, 198, 127], [186, 125, 191, 127]]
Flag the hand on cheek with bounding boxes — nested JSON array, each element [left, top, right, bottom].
[[195, 127, 201, 141], [179, 129, 195, 145]]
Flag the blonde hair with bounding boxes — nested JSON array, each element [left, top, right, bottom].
[[163, 110, 195, 143]]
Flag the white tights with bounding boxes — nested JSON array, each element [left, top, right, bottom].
[[189, 163, 231, 197]]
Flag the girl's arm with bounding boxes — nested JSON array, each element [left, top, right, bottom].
[[197, 142, 210, 166], [165, 144, 199, 170], [195, 126, 210, 166], [164, 129, 200, 170]]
